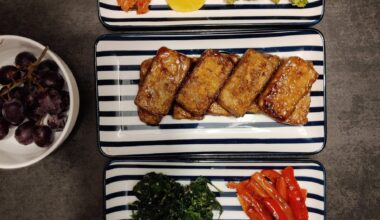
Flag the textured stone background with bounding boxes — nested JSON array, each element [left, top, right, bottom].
[[0, 0, 379, 219]]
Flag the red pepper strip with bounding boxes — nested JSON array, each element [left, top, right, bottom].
[[301, 189, 308, 201], [253, 173, 295, 220], [136, 0, 150, 14], [247, 207, 267, 220], [248, 179, 269, 198], [237, 195, 250, 213], [263, 197, 288, 220], [123, 0, 138, 12], [288, 190, 308, 220], [227, 182, 239, 189], [282, 167, 308, 220], [261, 169, 281, 184], [236, 182, 272, 220], [276, 177, 288, 202], [282, 167, 302, 191]]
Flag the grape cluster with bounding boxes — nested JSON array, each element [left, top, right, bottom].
[[0, 49, 70, 147]]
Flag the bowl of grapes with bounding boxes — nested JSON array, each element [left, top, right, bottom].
[[0, 35, 79, 169]]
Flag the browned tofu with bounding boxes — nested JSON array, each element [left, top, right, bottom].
[[247, 102, 261, 114], [258, 57, 318, 122], [176, 49, 235, 116], [218, 49, 280, 117], [137, 108, 163, 125], [137, 58, 163, 125], [139, 58, 153, 84], [173, 105, 204, 120], [135, 47, 192, 115], [207, 102, 231, 116], [285, 94, 311, 125]]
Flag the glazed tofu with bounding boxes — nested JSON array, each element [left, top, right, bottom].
[[135, 47, 192, 115], [258, 57, 318, 122], [137, 108, 163, 125], [207, 102, 231, 116], [176, 49, 235, 116], [218, 49, 280, 117], [173, 105, 204, 120], [285, 93, 311, 125], [137, 58, 163, 125], [247, 102, 261, 114]]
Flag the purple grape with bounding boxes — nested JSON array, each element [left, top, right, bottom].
[[2, 99, 25, 125], [0, 97, 4, 113], [37, 60, 59, 75], [15, 52, 36, 70], [61, 91, 70, 112], [15, 121, 35, 145], [48, 114, 67, 131], [9, 87, 27, 101], [39, 71, 64, 90], [26, 108, 43, 122], [35, 89, 63, 116], [0, 65, 21, 85], [0, 118, 10, 140], [33, 125, 54, 147]]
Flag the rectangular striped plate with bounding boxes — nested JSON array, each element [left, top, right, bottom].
[[96, 29, 326, 157], [98, 0, 324, 30], [105, 160, 326, 220]]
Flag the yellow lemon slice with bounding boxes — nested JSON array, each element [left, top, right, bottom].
[[166, 0, 206, 12]]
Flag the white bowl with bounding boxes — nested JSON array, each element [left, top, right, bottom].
[[0, 35, 79, 169]]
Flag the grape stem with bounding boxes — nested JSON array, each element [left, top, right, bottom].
[[0, 46, 49, 97]]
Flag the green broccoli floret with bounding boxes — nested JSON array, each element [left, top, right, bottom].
[[290, 0, 308, 7]]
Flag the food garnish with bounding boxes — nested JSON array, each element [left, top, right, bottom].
[[227, 167, 309, 220], [131, 172, 223, 220], [290, 0, 308, 7], [117, 0, 151, 14], [0, 48, 70, 147], [166, 0, 206, 12]]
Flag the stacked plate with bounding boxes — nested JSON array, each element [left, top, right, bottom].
[[96, 1, 326, 219]]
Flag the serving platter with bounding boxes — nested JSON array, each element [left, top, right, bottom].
[[95, 29, 326, 157], [104, 160, 326, 220], [98, 0, 325, 30]]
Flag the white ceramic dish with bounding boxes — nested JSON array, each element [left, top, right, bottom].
[[104, 160, 326, 220], [95, 29, 326, 157], [98, 0, 325, 30], [0, 35, 80, 169]]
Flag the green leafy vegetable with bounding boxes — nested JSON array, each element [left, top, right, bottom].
[[131, 173, 223, 220], [290, 0, 308, 7]]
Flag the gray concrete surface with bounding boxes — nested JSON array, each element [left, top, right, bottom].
[[0, 0, 379, 219]]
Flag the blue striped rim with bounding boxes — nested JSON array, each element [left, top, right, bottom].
[[101, 15, 321, 22], [96, 46, 324, 57], [105, 175, 324, 185], [97, 77, 324, 87], [105, 204, 324, 215], [99, 121, 324, 131], [105, 189, 324, 201], [99, 137, 325, 147], [98, 106, 324, 117], [96, 61, 323, 72], [101, 15, 321, 23], [97, 30, 320, 41], [99, 1, 323, 11], [106, 164, 324, 171]]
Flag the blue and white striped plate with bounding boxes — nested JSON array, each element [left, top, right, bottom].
[[95, 29, 326, 157], [105, 160, 326, 220], [98, 0, 324, 30]]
